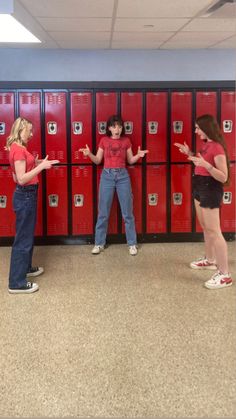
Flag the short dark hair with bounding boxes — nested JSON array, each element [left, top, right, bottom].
[[106, 115, 125, 137]]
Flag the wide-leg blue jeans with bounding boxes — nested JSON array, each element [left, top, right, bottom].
[[8, 184, 38, 289], [95, 168, 137, 246]]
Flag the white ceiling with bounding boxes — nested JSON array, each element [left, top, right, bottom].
[[2, 0, 236, 49]]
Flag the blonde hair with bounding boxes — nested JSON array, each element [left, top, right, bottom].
[[5, 117, 32, 150]]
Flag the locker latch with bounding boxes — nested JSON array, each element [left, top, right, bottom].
[[0, 195, 7, 208], [148, 121, 158, 134], [47, 122, 57, 135], [73, 122, 83, 135], [0, 122, 6, 135], [98, 121, 107, 135], [124, 121, 133, 135], [223, 120, 233, 133], [173, 193, 183, 205], [173, 121, 183, 134], [48, 194, 59, 207], [223, 191, 232, 204], [74, 194, 84, 207], [148, 193, 158, 206]]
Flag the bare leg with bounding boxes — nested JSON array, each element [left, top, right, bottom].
[[201, 206, 229, 274], [194, 199, 215, 263]]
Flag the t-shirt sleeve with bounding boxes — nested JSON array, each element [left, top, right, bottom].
[[213, 143, 225, 157], [98, 137, 105, 150], [126, 137, 132, 149], [12, 147, 26, 161]]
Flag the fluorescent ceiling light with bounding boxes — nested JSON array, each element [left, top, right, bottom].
[[0, 14, 41, 43]]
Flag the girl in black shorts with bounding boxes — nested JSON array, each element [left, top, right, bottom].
[[175, 114, 232, 290]]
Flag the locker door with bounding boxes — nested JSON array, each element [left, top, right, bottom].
[[19, 92, 42, 158], [72, 166, 93, 235], [45, 92, 67, 162], [146, 92, 167, 163], [171, 164, 192, 232], [0, 167, 15, 237], [122, 166, 142, 234], [0, 92, 15, 164], [121, 92, 142, 154], [96, 92, 117, 149], [71, 92, 92, 164], [221, 163, 236, 232], [196, 91, 217, 155], [97, 167, 118, 234], [146, 165, 167, 233], [46, 166, 68, 236], [171, 92, 192, 162], [221, 91, 235, 161]]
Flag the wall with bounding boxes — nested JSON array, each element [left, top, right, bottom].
[[0, 48, 235, 81]]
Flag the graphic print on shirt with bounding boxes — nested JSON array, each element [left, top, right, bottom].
[[108, 142, 126, 157]]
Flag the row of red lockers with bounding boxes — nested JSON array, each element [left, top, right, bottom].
[[0, 163, 235, 237], [0, 90, 235, 163], [0, 90, 235, 238]]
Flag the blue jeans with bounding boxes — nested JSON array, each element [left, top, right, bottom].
[[8, 184, 38, 289], [95, 168, 137, 246]]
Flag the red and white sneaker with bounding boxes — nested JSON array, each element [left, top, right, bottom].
[[204, 271, 232, 290], [190, 257, 217, 270]]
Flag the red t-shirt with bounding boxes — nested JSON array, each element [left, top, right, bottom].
[[195, 140, 225, 176], [9, 143, 39, 185], [98, 136, 132, 168]]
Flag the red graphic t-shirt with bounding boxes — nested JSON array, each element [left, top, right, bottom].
[[9, 142, 39, 185], [195, 140, 225, 176], [98, 136, 132, 168]]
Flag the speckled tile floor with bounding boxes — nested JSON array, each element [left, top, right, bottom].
[[0, 242, 236, 418]]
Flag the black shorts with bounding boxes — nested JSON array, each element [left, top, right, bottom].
[[193, 175, 223, 209]]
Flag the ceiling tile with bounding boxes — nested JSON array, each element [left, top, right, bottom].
[[183, 18, 236, 32], [116, 0, 213, 18], [57, 39, 110, 49], [114, 18, 189, 32], [20, 0, 114, 18], [37, 17, 112, 32], [49, 31, 110, 41]]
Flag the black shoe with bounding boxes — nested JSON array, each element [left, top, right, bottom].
[[8, 281, 39, 294], [27, 266, 44, 278]]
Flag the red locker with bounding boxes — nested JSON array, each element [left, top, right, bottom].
[[146, 165, 167, 233], [97, 167, 118, 234], [0, 92, 15, 164], [171, 92, 192, 162], [171, 164, 192, 232], [221, 91, 235, 161], [196, 91, 217, 154], [70, 92, 92, 164], [221, 163, 236, 232], [46, 166, 68, 235], [45, 92, 67, 162], [71, 166, 93, 235], [146, 92, 167, 163], [0, 166, 15, 237], [96, 92, 117, 149], [121, 92, 142, 154], [122, 166, 142, 234], [19, 92, 42, 158]]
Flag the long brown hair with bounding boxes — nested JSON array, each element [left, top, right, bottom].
[[196, 114, 230, 185], [5, 117, 32, 150]]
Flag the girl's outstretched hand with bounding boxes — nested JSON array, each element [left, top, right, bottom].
[[79, 144, 90, 156], [137, 146, 149, 158], [174, 141, 190, 156]]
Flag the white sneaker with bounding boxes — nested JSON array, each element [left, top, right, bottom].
[[129, 245, 138, 256], [190, 257, 217, 270], [91, 245, 104, 255], [204, 271, 232, 290], [26, 266, 44, 278], [8, 281, 39, 294]]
